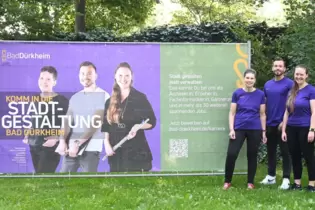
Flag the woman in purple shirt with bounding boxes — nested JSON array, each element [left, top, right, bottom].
[[281, 65, 315, 192], [223, 69, 267, 190]]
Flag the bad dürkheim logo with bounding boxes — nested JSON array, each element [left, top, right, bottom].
[[1, 49, 51, 62]]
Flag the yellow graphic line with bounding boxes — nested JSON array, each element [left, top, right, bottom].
[[233, 43, 250, 88], [236, 44, 248, 59], [233, 59, 248, 88]]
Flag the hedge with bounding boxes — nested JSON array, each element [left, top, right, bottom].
[[5, 21, 290, 164]]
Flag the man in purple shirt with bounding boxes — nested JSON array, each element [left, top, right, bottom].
[[223, 68, 267, 190], [281, 64, 315, 192], [260, 58, 293, 190]]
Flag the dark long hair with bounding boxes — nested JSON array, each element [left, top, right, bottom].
[[107, 62, 133, 124], [244, 68, 257, 78], [287, 64, 309, 113]]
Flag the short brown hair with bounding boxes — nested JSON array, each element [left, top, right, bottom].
[[79, 61, 97, 72], [40, 66, 57, 80]]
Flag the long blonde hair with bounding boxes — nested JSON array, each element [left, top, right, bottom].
[[286, 65, 308, 113], [107, 62, 133, 124]]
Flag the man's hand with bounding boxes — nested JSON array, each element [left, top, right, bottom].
[[67, 140, 81, 157], [55, 140, 67, 156]]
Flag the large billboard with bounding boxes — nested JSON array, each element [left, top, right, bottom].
[[0, 41, 250, 176]]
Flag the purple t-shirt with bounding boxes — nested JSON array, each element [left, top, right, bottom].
[[232, 88, 265, 130], [287, 84, 315, 127], [264, 77, 294, 126]]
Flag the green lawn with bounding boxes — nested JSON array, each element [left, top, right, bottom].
[[0, 165, 314, 210]]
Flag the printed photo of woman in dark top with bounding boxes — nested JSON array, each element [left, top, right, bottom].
[[101, 62, 157, 172], [22, 66, 69, 173]]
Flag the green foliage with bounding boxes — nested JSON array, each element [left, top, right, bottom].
[[0, 0, 73, 39], [228, 22, 286, 89], [51, 28, 118, 42], [84, 0, 155, 35], [0, 0, 155, 38], [280, 0, 315, 82], [0, 166, 314, 209], [171, 0, 259, 25]]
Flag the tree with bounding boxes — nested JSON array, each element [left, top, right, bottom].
[[75, 0, 86, 33], [0, 0, 155, 39], [83, 0, 155, 34], [280, 0, 315, 78], [170, 0, 261, 25], [0, 0, 73, 39]]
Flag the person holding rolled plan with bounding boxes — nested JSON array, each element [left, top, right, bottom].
[[56, 61, 110, 173], [281, 65, 315, 192], [260, 58, 293, 189], [23, 66, 69, 173], [223, 68, 267, 190], [101, 62, 156, 172]]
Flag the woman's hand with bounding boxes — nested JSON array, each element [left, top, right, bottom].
[[128, 124, 141, 139], [278, 122, 283, 131], [262, 131, 267, 144], [308, 131, 315, 143], [105, 142, 115, 156], [282, 131, 287, 142], [229, 129, 235, 139]]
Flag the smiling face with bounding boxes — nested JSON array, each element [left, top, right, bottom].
[[294, 66, 308, 86], [272, 60, 286, 77], [79, 65, 97, 88], [38, 71, 56, 93], [244, 72, 256, 89], [115, 66, 133, 90]]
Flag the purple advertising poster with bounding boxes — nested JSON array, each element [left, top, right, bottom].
[[0, 41, 160, 174]]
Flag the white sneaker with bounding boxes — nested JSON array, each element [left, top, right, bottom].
[[279, 178, 290, 190], [260, 175, 276, 185]]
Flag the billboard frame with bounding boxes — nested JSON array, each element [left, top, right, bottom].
[[0, 40, 251, 178]]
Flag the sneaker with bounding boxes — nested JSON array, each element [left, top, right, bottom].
[[260, 175, 276, 185], [279, 178, 290, 190], [306, 185, 315, 192], [248, 183, 255, 189], [290, 183, 302, 190], [223, 182, 231, 190]]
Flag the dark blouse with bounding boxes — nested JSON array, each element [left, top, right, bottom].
[[28, 94, 69, 146], [101, 87, 156, 162]]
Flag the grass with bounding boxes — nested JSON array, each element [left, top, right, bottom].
[[0, 165, 314, 210]]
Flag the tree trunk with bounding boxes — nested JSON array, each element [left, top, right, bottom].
[[75, 0, 86, 33]]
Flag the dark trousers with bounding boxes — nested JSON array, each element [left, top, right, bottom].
[[224, 130, 261, 184], [266, 126, 291, 178], [286, 126, 315, 181], [30, 145, 60, 173]]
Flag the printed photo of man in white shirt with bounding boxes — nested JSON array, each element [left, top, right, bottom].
[[56, 61, 110, 173]]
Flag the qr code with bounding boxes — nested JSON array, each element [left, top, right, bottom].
[[169, 139, 188, 158]]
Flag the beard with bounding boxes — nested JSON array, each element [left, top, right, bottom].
[[81, 80, 93, 87], [273, 70, 284, 76]]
